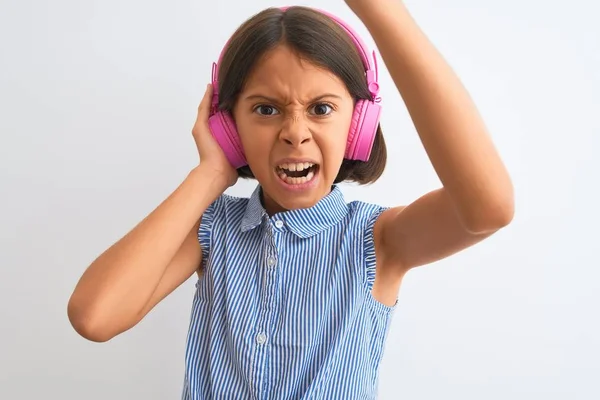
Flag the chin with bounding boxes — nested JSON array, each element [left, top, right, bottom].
[[258, 165, 333, 213]]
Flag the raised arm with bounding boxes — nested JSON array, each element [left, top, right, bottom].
[[345, 0, 514, 273]]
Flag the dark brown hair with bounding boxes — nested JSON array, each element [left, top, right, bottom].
[[217, 6, 387, 184]]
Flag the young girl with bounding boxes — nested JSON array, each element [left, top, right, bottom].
[[68, 2, 514, 398]]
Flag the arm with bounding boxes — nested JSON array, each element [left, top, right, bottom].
[[67, 165, 228, 342], [346, 0, 514, 270], [67, 84, 236, 342]]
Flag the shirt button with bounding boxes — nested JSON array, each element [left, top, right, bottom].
[[267, 257, 276, 267], [256, 333, 267, 344], [274, 220, 284, 228]]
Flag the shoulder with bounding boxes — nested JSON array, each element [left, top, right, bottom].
[[346, 198, 389, 226], [345, 199, 406, 307], [198, 192, 249, 241], [344, 199, 388, 260], [211, 191, 249, 207], [197, 192, 252, 269], [204, 192, 250, 217], [341, 199, 396, 299]]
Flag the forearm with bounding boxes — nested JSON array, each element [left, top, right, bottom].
[[349, 0, 514, 230], [68, 164, 227, 335]]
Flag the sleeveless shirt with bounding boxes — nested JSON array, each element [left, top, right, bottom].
[[181, 184, 397, 399]]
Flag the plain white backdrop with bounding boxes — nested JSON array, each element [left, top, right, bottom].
[[1, 0, 598, 398]]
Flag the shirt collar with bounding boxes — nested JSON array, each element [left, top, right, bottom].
[[240, 184, 349, 238]]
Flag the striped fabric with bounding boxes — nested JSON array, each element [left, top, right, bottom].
[[182, 184, 397, 399]]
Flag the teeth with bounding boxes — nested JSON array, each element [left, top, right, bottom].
[[278, 171, 315, 185], [278, 162, 314, 172]]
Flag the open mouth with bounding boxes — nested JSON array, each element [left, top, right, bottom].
[[275, 162, 319, 185]]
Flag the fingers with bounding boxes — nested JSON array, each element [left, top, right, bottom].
[[197, 84, 214, 120], [192, 84, 215, 138]]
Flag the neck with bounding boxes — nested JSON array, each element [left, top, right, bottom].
[[259, 185, 335, 216]]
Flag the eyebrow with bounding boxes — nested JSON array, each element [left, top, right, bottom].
[[243, 93, 343, 104]]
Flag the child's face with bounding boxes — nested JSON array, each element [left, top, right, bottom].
[[233, 44, 354, 214]]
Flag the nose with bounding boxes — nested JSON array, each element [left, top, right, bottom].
[[279, 113, 311, 147]]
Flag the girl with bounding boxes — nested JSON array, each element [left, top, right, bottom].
[[67, 2, 514, 398]]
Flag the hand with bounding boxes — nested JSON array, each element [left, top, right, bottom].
[[192, 84, 238, 187]]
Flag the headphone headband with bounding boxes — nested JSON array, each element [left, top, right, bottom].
[[211, 6, 380, 101], [206, 6, 383, 168]]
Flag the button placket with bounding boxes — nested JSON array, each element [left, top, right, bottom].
[[262, 220, 281, 396], [264, 225, 278, 310], [256, 222, 278, 348]]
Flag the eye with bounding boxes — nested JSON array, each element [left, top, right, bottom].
[[309, 103, 334, 116], [254, 105, 280, 116]]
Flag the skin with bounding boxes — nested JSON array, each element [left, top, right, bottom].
[[232, 45, 355, 214], [348, 0, 514, 305], [67, 1, 514, 342]]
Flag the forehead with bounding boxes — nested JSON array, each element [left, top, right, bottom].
[[241, 45, 350, 99]]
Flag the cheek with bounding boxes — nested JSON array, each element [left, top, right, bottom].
[[318, 135, 346, 160], [316, 126, 349, 173], [240, 131, 268, 160], [233, 111, 258, 150], [235, 118, 275, 173], [330, 111, 353, 157]]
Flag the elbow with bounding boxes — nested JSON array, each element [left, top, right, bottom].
[[462, 192, 515, 234], [67, 297, 115, 343]]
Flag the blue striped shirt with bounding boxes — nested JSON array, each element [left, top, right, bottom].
[[182, 184, 397, 399]]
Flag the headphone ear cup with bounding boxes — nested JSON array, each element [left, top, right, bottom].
[[208, 111, 248, 169], [345, 99, 382, 161]]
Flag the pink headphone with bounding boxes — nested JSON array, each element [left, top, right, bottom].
[[208, 6, 382, 169]]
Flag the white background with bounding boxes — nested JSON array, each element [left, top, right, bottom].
[[1, 0, 598, 398]]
